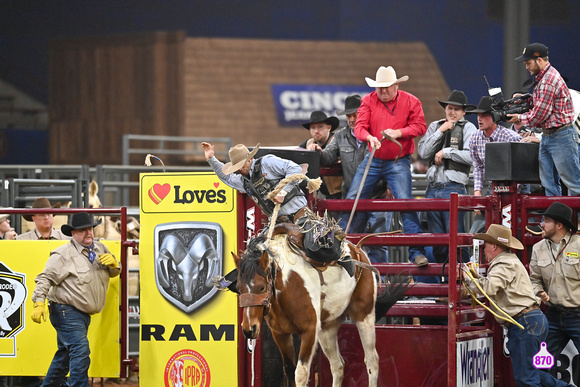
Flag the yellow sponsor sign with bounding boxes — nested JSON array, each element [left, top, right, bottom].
[[0, 240, 120, 377], [141, 173, 235, 214], [140, 172, 239, 387]]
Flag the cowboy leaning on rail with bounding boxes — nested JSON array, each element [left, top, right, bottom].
[[462, 224, 570, 387], [201, 142, 354, 292]]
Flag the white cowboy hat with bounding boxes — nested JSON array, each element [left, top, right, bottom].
[[365, 66, 409, 87], [365, 66, 409, 88]]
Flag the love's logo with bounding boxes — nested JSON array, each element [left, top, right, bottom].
[[149, 183, 171, 205]]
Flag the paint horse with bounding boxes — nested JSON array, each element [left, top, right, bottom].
[[233, 227, 407, 387]]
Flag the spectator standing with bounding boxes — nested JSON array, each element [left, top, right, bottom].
[[467, 97, 522, 233], [345, 65, 428, 266], [314, 94, 392, 263], [418, 90, 476, 264], [31, 212, 121, 386], [17, 197, 69, 240], [508, 43, 580, 197], [463, 224, 569, 387], [300, 110, 342, 199], [529, 202, 580, 374]]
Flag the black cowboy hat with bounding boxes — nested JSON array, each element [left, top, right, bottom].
[[336, 95, 362, 116], [302, 111, 340, 131], [542, 202, 577, 232], [466, 96, 493, 114], [61, 212, 102, 236], [437, 90, 476, 109]]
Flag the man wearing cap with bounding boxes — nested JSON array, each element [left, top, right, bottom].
[[530, 202, 580, 372], [30, 212, 121, 386], [418, 90, 477, 265], [300, 110, 342, 199], [0, 209, 17, 240], [507, 43, 580, 197], [313, 94, 393, 263], [201, 142, 307, 221], [467, 97, 522, 232], [464, 224, 569, 386], [17, 197, 69, 240], [346, 65, 428, 267]]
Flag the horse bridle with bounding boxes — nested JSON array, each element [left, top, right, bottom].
[[238, 262, 277, 316]]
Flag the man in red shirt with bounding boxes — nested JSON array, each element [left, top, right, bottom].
[[343, 65, 428, 266]]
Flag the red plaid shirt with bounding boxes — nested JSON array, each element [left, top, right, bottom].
[[520, 63, 575, 130]]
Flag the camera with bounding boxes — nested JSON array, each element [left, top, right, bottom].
[[484, 77, 533, 123], [490, 93, 533, 123]]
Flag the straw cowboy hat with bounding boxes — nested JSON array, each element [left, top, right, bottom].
[[0, 207, 13, 223], [437, 90, 476, 109], [222, 143, 260, 175], [466, 96, 493, 114], [365, 66, 409, 88], [336, 95, 362, 116], [23, 197, 62, 222], [302, 111, 340, 131], [542, 202, 577, 232], [474, 224, 524, 250], [61, 212, 102, 236]]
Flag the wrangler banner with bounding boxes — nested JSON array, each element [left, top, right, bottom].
[[140, 172, 239, 387], [0, 240, 120, 377]]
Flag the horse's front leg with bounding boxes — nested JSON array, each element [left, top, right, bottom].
[[318, 320, 344, 387], [270, 331, 297, 386], [295, 329, 317, 387], [355, 313, 379, 387]]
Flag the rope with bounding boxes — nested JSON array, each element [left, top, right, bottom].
[[144, 154, 166, 172], [265, 173, 321, 241], [461, 265, 524, 330]]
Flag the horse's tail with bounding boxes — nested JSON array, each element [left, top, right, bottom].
[[374, 274, 411, 322]]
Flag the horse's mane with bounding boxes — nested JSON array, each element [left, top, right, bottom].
[[238, 234, 273, 284]]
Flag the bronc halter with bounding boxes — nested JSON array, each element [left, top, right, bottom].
[[237, 241, 278, 316], [238, 258, 277, 316]]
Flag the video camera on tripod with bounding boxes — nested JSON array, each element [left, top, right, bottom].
[[484, 76, 533, 123]]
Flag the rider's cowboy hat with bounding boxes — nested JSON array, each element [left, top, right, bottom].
[[336, 95, 361, 116], [365, 66, 409, 88], [542, 202, 577, 232], [222, 143, 260, 175], [473, 224, 524, 250], [61, 212, 102, 236], [302, 111, 339, 131], [437, 90, 476, 109], [23, 197, 62, 222]]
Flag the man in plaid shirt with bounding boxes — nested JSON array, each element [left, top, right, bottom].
[[469, 96, 522, 198], [508, 43, 579, 197]]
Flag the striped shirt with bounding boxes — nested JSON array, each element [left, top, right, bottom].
[[520, 64, 575, 130], [469, 125, 522, 191]]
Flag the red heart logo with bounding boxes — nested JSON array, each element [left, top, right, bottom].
[[214, 182, 220, 188], [149, 183, 171, 204]]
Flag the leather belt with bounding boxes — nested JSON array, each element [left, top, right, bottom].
[[542, 124, 567, 134], [505, 304, 539, 327]]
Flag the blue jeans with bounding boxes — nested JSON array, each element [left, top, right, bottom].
[[42, 304, 91, 387], [539, 125, 580, 196], [545, 307, 580, 382], [341, 154, 425, 261], [425, 182, 469, 264], [507, 308, 569, 387], [339, 210, 392, 263]]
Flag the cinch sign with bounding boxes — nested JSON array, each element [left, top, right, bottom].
[[271, 84, 369, 127]]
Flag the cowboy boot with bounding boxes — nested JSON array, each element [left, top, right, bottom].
[[337, 240, 355, 277]]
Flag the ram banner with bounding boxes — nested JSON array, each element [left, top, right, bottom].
[[140, 172, 239, 387]]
